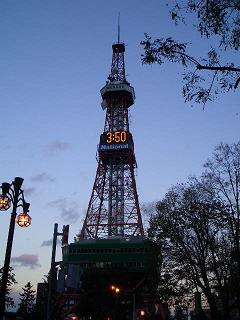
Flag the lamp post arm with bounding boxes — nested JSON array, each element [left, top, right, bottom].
[[6, 186, 15, 203], [17, 189, 26, 206]]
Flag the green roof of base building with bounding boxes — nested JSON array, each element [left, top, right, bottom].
[[62, 236, 160, 273]]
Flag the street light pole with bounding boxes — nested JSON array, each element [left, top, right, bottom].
[[0, 177, 31, 320], [47, 223, 59, 320], [131, 278, 146, 320], [110, 285, 121, 320], [132, 293, 136, 320], [46, 224, 69, 320]]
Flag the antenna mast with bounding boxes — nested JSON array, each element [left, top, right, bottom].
[[118, 12, 120, 43]]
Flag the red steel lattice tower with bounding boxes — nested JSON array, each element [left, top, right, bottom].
[[78, 40, 144, 239]]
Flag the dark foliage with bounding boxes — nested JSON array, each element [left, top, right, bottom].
[[141, 1, 240, 107], [17, 282, 35, 319], [148, 141, 240, 319], [0, 266, 17, 308]]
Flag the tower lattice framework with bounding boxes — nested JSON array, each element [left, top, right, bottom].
[[78, 42, 144, 239]]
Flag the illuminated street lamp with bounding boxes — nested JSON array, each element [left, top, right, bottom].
[[0, 195, 11, 211], [110, 284, 121, 320], [110, 285, 120, 294], [0, 177, 31, 320], [139, 310, 145, 318], [65, 314, 79, 320], [17, 211, 31, 227]]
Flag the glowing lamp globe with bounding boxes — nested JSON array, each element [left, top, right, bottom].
[[140, 310, 145, 316], [16, 212, 31, 227], [67, 314, 78, 320], [0, 195, 11, 211]]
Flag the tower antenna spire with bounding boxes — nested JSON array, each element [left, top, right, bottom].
[[118, 12, 120, 43]]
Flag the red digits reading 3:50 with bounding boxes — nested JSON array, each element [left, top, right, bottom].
[[106, 131, 127, 143]]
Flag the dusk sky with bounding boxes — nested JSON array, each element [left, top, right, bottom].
[[0, 0, 239, 306]]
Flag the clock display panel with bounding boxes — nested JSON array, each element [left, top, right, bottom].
[[99, 131, 133, 152], [100, 131, 131, 144], [106, 131, 126, 143]]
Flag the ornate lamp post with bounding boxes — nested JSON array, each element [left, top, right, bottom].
[[110, 285, 121, 320], [0, 177, 31, 320]]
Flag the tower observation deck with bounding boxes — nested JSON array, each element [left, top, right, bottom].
[[77, 41, 144, 239]]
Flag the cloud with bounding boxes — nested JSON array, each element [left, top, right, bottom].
[[41, 238, 61, 247], [47, 198, 80, 223], [24, 187, 36, 196], [44, 140, 71, 156], [11, 254, 41, 269], [31, 173, 55, 183]]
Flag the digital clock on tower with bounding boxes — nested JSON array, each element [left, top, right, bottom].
[[99, 131, 133, 152], [99, 131, 133, 149], [106, 131, 127, 144]]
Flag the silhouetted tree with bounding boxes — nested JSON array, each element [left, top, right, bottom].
[[0, 266, 17, 308], [141, 1, 240, 106], [17, 282, 35, 319], [148, 182, 231, 319], [148, 141, 240, 319], [201, 141, 240, 316]]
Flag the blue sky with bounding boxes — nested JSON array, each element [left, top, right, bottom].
[[0, 0, 239, 306]]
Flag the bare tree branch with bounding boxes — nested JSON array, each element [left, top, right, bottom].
[[141, 1, 240, 106]]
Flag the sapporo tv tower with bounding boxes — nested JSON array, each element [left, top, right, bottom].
[[59, 28, 158, 319], [78, 33, 143, 240]]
